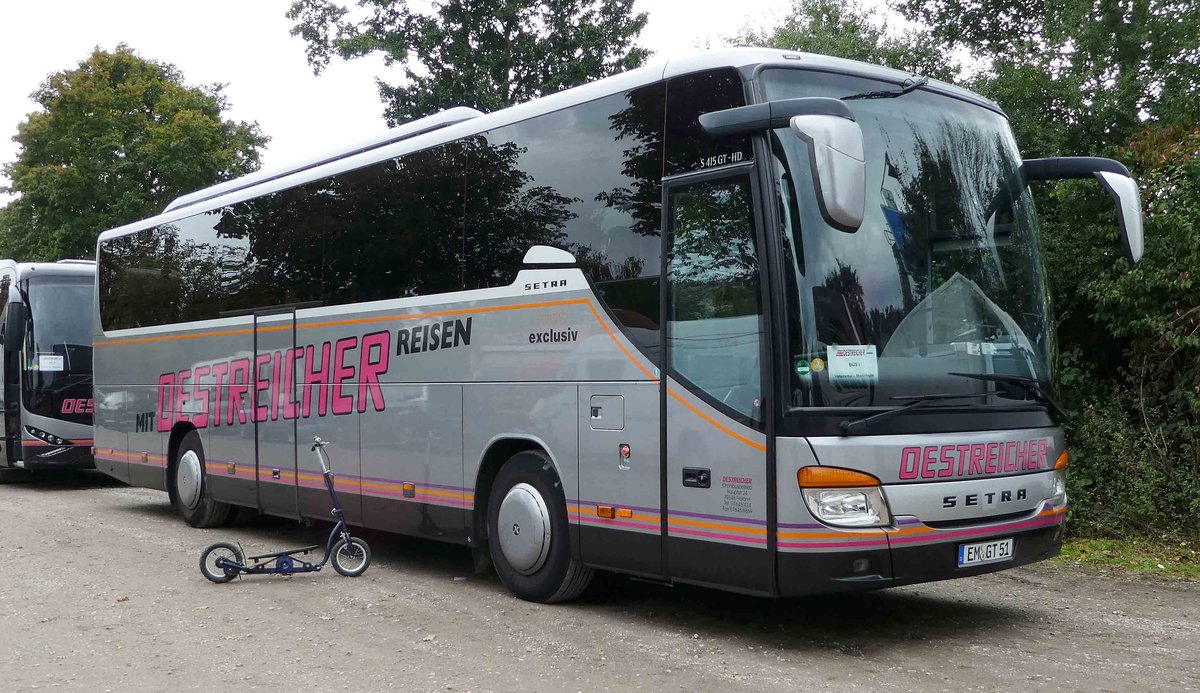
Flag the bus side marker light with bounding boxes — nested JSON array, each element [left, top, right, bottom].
[[227, 463, 236, 475], [616, 508, 633, 519], [596, 505, 615, 519], [402, 483, 416, 498]]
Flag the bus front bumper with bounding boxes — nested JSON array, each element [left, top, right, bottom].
[[19, 443, 96, 471], [777, 511, 1065, 597]]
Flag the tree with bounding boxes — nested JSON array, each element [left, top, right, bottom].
[[287, 0, 649, 125], [0, 45, 268, 260], [895, 0, 1200, 156], [728, 0, 955, 80]]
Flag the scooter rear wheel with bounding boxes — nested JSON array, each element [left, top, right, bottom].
[[200, 542, 244, 584], [331, 537, 371, 577]]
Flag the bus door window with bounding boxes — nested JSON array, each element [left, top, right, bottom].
[[666, 171, 764, 422]]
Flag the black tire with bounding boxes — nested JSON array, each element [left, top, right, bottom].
[[331, 537, 371, 577], [199, 542, 243, 584], [487, 451, 593, 603], [168, 431, 233, 528]]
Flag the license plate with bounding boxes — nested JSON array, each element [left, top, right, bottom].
[[957, 537, 1014, 567]]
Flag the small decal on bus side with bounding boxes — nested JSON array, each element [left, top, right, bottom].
[[524, 279, 567, 291], [60, 398, 94, 415]]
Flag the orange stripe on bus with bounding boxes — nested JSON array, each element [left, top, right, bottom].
[[94, 298, 592, 347], [581, 301, 658, 381], [667, 517, 767, 536], [666, 387, 767, 452]]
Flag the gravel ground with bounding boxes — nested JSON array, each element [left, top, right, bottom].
[[0, 471, 1196, 692]]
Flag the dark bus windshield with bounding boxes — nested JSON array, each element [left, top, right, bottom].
[[22, 275, 94, 423], [763, 69, 1055, 412]]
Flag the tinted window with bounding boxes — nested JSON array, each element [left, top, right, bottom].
[[667, 173, 763, 422], [101, 83, 675, 339], [664, 69, 752, 176], [323, 143, 465, 302], [469, 85, 665, 353]]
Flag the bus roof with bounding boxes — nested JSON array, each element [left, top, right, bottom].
[[0, 259, 96, 280], [100, 47, 1002, 245]]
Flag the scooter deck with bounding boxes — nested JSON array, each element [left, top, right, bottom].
[[247, 545, 321, 561]]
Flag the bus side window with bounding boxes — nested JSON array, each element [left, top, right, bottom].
[[666, 173, 764, 422]]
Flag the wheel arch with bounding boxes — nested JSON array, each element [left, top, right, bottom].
[[165, 421, 198, 493]]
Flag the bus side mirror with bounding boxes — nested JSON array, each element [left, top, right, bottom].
[[1023, 157, 1145, 263], [698, 97, 866, 232], [3, 303, 27, 353], [789, 114, 866, 232]]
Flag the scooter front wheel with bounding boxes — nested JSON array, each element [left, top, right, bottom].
[[331, 537, 371, 577], [200, 542, 244, 583]]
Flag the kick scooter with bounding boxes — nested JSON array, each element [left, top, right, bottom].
[[199, 437, 371, 583]]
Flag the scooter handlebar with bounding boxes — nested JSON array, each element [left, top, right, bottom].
[[311, 436, 333, 475]]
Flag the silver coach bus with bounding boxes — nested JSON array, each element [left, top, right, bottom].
[[0, 259, 96, 471], [92, 49, 1143, 602]]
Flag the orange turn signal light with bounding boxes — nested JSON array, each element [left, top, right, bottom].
[[616, 508, 633, 519], [1054, 451, 1069, 470], [797, 466, 881, 489], [596, 505, 615, 519]]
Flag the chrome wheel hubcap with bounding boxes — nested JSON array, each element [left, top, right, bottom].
[[496, 483, 551, 575], [176, 450, 203, 509]]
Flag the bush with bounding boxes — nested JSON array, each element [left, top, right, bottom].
[[1046, 122, 1200, 542]]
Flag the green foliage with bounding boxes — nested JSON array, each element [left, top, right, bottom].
[[287, 0, 649, 124], [896, 0, 1200, 155], [1058, 538, 1200, 580], [0, 45, 267, 261], [1050, 123, 1200, 539], [728, 0, 955, 79]]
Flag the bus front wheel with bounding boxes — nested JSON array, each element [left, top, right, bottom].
[[169, 431, 232, 528], [487, 450, 593, 603]]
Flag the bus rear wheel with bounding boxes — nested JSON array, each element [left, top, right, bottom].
[[169, 431, 232, 528], [487, 451, 593, 603]]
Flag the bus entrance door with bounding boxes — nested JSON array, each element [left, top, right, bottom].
[[0, 341, 17, 466], [253, 310, 299, 519]]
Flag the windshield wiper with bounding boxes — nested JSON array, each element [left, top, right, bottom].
[[840, 390, 1001, 435], [947, 372, 1068, 422], [842, 75, 929, 101]]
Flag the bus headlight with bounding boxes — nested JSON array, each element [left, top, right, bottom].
[[798, 467, 891, 528], [1050, 469, 1067, 506], [1050, 450, 1068, 505], [25, 425, 68, 446]]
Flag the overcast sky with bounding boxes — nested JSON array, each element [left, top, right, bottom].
[[0, 0, 888, 201]]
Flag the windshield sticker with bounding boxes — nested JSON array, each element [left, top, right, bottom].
[[38, 354, 64, 372], [826, 345, 878, 387], [810, 357, 825, 373], [795, 359, 811, 376]]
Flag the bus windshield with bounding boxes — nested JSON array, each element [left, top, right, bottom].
[[762, 69, 1055, 411], [23, 275, 94, 421]]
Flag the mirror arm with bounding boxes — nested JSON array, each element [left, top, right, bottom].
[[1022, 156, 1132, 181], [699, 97, 855, 137]]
